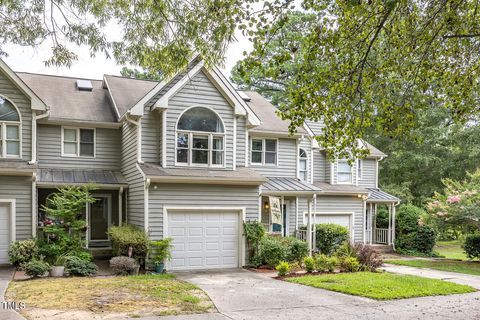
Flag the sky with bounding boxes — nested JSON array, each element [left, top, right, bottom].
[[2, 29, 252, 81]]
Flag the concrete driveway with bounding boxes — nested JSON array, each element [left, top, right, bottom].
[[0, 267, 25, 320], [171, 269, 480, 320]]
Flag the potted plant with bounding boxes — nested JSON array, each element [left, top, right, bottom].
[[50, 254, 66, 277], [150, 238, 173, 273]]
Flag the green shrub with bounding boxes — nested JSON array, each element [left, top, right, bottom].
[[283, 237, 309, 263], [303, 256, 315, 273], [339, 256, 360, 272], [275, 261, 290, 276], [335, 241, 356, 259], [150, 238, 173, 265], [23, 259, 50, 278], [244, 221, 266, 262], [396, 204, 426, 234], [110, 256, 139, 275], [463, 234, 480, 260], [289, 261, 301, 273], [314, 224, 349, 255], [259, 236, 286, 266], [353, 243, 383, 271], [8, 239, 38, 269], [326, 256, 338, 272], [64, 256, 97, 276], [395, 225, 436, 254], [108, 224, 149, 261], [314, 254, 329, 272]]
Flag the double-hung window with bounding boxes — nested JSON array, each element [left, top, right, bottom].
[[176, 107, 225, 167], [357, 159, 363, 180], [337, 159, 353, 184], [299, 149, 308, 181], [251, 138, 277, 165], [0, 96, 21, 158], [62, 127, 95, 157]]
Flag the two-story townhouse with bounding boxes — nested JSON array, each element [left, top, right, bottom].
[[0, 56, 399, 270]]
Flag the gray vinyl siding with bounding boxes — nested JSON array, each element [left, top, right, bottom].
[[0, 71, 32, 161], [249, 137, 297, 178], [358, 158, 377, 188], [162, 71, 235, 169], [0, 176, 32, 240], [37, 124, 121, 170], [307, 196, 364, 242], [313, 150, 327, 182], [305, 120, 324, 136], [120, 121, 145, 229], [236, 116, 247, 167], [148, 184, 260, 240], [141, 107, 161, 164]]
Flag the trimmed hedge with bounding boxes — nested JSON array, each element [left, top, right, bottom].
[[395, 204, 436, 254], [314, 224, 349, 255], [108, 224, 149, 260], [463, 234, 480, 260], [259, 236, 308, 267]]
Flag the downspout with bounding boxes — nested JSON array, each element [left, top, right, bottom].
[[31, 172, 37, 237], [29, 109, 50, 164], [144, 178, 151, 232]]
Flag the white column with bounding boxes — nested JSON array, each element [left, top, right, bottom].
[[118, 187, 123, 226], [363, 200, 367, 244], [295, 196, 299, 231], [392, 203, 397, 248], [388, 203, 392, 245], [369, 203, 373, 244], [307, 198, 312, 256], [281, 196, 285, 236]]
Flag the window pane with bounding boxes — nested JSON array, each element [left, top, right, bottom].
[[177, 149, 188, 163], [177, 107, 224, 132], [6, 141, 20, 155], [64, 142, 77, 155], [265, 152, 276, 164], [0, 141, 2, 157], [212, 151, 224, 165], [213, 136, 223, 150], [338, 173, 352, 183], [6, 125, 19, 139], [299, 149, 307, 158], [80, 129, 94, 143], [64, 129, 77, 141], [0, 97, 20, 121], [193, 135, 208, 149], [252, 139, 262, 151], [300, 159, 307, 171], [338, 161, 351, 173], [177, 133, 189, 148], [251, 151, 262, 163], [265, 140, 276, 152], [80, 143, 94, 156], [192, 150, 208, 164], [300, 171, 307, 181]]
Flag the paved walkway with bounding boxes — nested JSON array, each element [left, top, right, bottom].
[[169, 269, 480, 320], [0, 267, 25, 320], [382, 263, 480, 289]]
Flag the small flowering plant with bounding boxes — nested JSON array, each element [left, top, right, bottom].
[[428, 170, 480, 230]]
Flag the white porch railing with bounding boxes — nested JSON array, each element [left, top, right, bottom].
[[295, 228, 316, 251], [374, 228, 389, 244]]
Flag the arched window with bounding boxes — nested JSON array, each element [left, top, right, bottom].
[[176, 107, 225, 166], [299, 148, 308, 181], [0, 96, 21, 158]]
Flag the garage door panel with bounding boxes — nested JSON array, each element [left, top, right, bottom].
[[0, 204, 10, 265], [168, 210, 240, 270], [305, 213, 352, 231]]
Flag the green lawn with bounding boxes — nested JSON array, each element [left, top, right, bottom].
[[386, 259, 480, 276], [286, 272, 475, 300], [435, 240, 467, 260]]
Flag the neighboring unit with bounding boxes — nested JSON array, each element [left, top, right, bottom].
[[0, 57, 399, 269]]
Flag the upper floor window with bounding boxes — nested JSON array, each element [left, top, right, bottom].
[[251, 138, 277, 165], [337, 159, 353, 184], [0, 96, 21, 158], [357, 159, 363, 179], [176, 107, 225, 166], [299, 148, 308, 181], [62, 127, 95, 157]]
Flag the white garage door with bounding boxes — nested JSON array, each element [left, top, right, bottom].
[[0, 204, 11, 265], [305, 213, 352, 231], [168, 210, 240, 271]]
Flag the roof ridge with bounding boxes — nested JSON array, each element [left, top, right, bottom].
[[16, 71, 103, 82], [104, 74, 161, 83]]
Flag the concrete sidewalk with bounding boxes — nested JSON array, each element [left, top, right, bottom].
[[382, 263, 480, 289], [0, 267, 26, 320]]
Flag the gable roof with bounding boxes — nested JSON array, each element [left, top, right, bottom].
[[17, 73, 116, 123], [0, 59, 47, 111], [360, 140, 386, 158], [103, 75, 158, 119], [242, 91, 307, 136]]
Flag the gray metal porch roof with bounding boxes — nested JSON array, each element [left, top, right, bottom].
[[261, 177, 321, 195], [367, 188, 400, 203], [38, 169, 128, 186]]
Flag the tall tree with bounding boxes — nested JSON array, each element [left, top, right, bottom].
[[120, 67, 162, 81]]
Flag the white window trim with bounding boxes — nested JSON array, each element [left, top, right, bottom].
[[0, 199, 16, 242], [61, 126, 96, 158], [250, 137, 278, 166], [357, 159, 364, 180], [0, 95, 22, 159], [298, 148, 308, 181], [175, 130, 226, 168], [336, 159, 354, 185]]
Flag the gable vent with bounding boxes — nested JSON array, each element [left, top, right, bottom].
[[238, 91, 251, 102], [76, 79, 93, 91]]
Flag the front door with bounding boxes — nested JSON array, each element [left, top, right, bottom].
[[88, 194, 111, 242]]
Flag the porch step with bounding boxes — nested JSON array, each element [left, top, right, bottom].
[[369, 244, 394, 254], [89, 247, 113, 259]]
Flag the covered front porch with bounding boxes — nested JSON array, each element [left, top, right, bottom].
[[365, 188, 401, 246]]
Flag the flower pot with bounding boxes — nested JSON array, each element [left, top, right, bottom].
[[154, 263, 164, 273], [50, 266, 65, 277]]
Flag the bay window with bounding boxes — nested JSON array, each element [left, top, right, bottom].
[[176, 107, 225, 166], [0, 96, 21, 158]]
